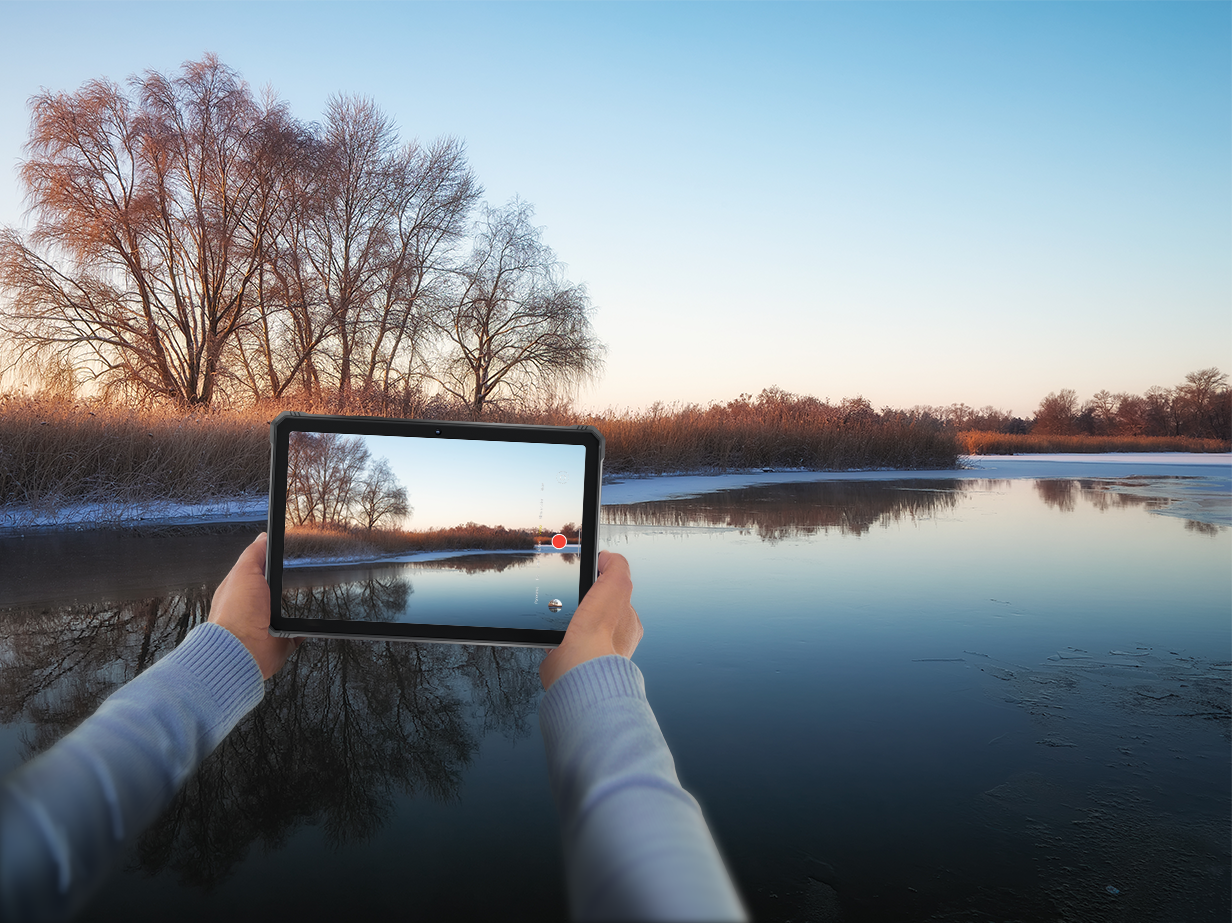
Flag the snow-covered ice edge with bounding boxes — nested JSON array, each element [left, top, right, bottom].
[[0, 495, 269, 533]]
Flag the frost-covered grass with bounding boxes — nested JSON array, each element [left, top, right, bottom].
[[0, 390, 960, 528], [0, 395, 269, 525]]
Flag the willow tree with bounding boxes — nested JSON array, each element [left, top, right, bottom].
[[292, 97, 480, 403], [431, 200, 604, 415], [0, 55, 301, 405]]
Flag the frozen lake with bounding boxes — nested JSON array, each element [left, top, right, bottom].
[[0, 462, 1228, 921]]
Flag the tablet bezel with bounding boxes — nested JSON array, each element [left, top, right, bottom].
[[266, 412, 604, 647]]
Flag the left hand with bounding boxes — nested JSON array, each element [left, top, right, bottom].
[[209, 533, 301, 679]]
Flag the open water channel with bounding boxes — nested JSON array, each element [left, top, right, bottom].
[[1, 465, 1229, 922]]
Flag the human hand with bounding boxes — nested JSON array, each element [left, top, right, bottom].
[[539, 550, 643, 691], [209, 532, 301, 680]]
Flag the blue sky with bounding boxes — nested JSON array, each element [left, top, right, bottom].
[[363, 435, 585, 532], [1, 1, 1227, 417]]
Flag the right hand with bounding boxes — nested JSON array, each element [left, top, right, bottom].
[[539, 551, 643, 691]]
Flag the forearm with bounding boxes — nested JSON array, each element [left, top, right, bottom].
[[0, 623, 264, 922], [540, 656, 746, 922]]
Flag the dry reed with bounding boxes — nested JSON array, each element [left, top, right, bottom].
[[0, 395, 269, 521], [283, 523, 536, 559], [957, 431, 1230, 455], [1, 391, 962, 525]]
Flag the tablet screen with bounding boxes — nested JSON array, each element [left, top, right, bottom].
[[267, 415, 603, 645]]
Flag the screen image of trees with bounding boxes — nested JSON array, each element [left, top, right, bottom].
[[282, 432, 579, 560], [287, 433, 409, 532]]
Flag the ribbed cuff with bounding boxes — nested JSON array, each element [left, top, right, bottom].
[[164, 622, 265, 733], [539, 655, 647, 741]]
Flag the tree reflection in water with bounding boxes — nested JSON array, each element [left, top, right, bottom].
[[281, 572, 411, 621], [410, 552, 536, 575], [0, 575, 546, 889], [0, 590, 209, 754], [1034, 477, 1174, 515], [282, 551, 552, 595], [602, 479, 969, 540]]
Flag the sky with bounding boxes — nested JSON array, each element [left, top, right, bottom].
[[0, 1, 1227, 418], [362, 435, 586, 532]]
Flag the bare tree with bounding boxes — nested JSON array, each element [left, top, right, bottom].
[[1141, 385, 1175, 436], [1032, 389, 1079, 435], [1085, 390, 1118, 435], [293, 97, 479, 404], [355, 457, 410, 531], [0, 56, 300, 406], [224, 107, 327, 400], [0, 61, 607, 414], [286, 431, 371, 526], [1174, 367, 1231, 439], [431, 200, 604, 415]]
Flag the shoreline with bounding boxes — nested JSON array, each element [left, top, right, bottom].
[[2, 453, 1228, 535], [285, 545, 580, 569]]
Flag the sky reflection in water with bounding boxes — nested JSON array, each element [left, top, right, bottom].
[[0, 475, 1227, 921], [604, 476, 1229, 921]]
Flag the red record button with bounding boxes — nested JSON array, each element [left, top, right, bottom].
[[551, 533, 568, 549]]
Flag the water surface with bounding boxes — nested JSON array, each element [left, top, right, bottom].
[[1, 474, 1227, 921], [283, 551, 579, 630]]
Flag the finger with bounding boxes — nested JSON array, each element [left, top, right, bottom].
[[236, 532, 268, 573], [594, 551, 631, 587]]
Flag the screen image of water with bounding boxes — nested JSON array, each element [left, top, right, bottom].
[[281, 551, 580, 630], [0, 473, 1228, 921]]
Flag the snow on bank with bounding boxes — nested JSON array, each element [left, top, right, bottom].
[[0, 496, 269, 533], [600, 454, 1232, 505]]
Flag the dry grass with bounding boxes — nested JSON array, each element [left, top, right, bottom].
[[580, 394, 959, 473], [958, 431, 1231, 455], [1, 391, 962, 524], [283, 523, 536, 559], [0, 395, 268, 518]]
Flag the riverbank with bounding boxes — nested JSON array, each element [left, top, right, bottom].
[[0, 393, 960, 522], [602, 454, 1232, 527], [3, 453, 1227, 534]]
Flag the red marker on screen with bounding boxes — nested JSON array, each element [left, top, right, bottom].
[[551, 533, 568, 549]]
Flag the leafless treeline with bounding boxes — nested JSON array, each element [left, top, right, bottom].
[[1031, 368, 1231, 439], [909, 367, 1232, 440], [0, 55, 602, 413]]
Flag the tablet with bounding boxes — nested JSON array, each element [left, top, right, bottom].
[[266, 412, 604, 646]]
